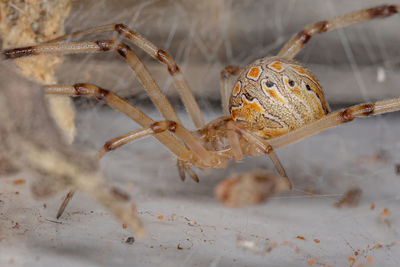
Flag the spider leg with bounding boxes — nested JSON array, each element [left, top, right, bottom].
[[183, 163, 200, 183], [226, 121, 243, 162], [175, 160, 199, 182], [44, 24, 205, 128], [220, 66, 242, 116], [177, 160, 186, 181], [3, 39, 203, 182], [56, 190, 75, 219], [268, 98, 400, 150], [278, 4, 400, 59], [95, 120, 224, 168], [228, 122, 292, 189], [94, 129, 204, 183], [3, 40, 182, 124], [45, 84, 193, 218], [45, 84, 192, 160]]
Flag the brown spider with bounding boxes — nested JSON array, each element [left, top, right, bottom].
[[2, 4, 400, 219]]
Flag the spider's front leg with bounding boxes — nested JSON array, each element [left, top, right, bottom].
[[278, 4, 400, 59], [44, 23, 205, 128]]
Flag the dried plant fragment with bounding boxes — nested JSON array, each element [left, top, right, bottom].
[[0, 66, 143, 236], [214, 171, 290, 207], [0, 0, 76, 143], [334, 188, 362, 208]]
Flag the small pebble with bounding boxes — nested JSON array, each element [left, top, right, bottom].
[[125, 236, 135, 244]]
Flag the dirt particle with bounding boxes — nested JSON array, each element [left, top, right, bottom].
[[380, 208, 390, 217], [296, 236, 306, 241], [214, 171, 290, 207], [395, 164, 400, 175], [157, 215, 164, 220], [122, 223, 127, 229], [13, 179, 26, 185], [370, 203, 375, 210], [111, 187, 130, 201], [308, 259, 315, 265], [335, 188, 362, 208], [313, 239, 320, 243], [185, 217, 197, 226], [125, 236, 135, 244]]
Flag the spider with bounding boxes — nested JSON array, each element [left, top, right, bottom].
[[2, 4, 400, 220]]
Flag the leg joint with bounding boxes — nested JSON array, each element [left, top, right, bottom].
[[73, 83, 109, 100], [151, 121, 178, 133], [156, 50, 179, 75], [367, 5, 398, 18], [339, 103, 375, 123]]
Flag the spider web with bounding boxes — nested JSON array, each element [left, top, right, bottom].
[[1, 0, 400, 266]]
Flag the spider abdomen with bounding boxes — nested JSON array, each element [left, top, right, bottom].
[[229, 57, 329, 138]]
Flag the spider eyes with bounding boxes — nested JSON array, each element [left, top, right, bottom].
[[288, 80, 295, 87], [306, 84, 312, 91], [265, 80, 275, 88]]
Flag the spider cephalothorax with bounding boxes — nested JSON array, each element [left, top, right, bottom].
[[229, 57, 329, 139]]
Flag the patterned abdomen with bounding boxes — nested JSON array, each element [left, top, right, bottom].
[[229, 57, 329, 138]]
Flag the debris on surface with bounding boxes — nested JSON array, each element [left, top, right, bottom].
[[176, 239, 193, 250], [380, 208, 391, 227], [12, 179, 26, 185], [334, 188, 362, 208], [125, 237, 135, 244], [355, 150, 391, 165], [236, 235, 278, 255], [111, 187, 131, 201], [380, 208, 390, 217], [185, 217, 198, 226], [214, 171, 290, 207]]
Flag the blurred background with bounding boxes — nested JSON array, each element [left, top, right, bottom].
[[1, 1, 400, 266]]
